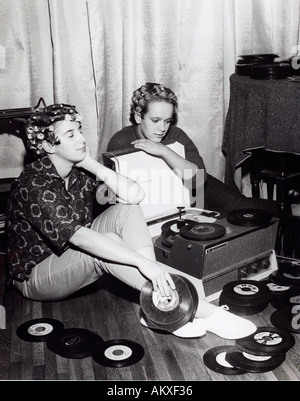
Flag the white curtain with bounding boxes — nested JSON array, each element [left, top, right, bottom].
[[1, 0, 299, 180]]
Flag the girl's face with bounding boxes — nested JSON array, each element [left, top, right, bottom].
[[51, 120, 86, 163], [136, 101, 174, 142]]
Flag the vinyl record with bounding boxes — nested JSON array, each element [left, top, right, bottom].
[[269, 271, 300, 287], [236, 326, 295, 356], [160, 219, 194, 248], [203, 346, 246, 375], [16, 318, 64, 342], [267, 282, 300, 309], [219, 295, 270, 316], [225, 349, 286, 373], [250, 63, 290, 80], [270, 306, 300, 334], [227, 208, 272, 227], [179, 222, 226, 241], [93, 339, 144, 368], [221, 280, 273, 306], [140, 274, 195, 332], [181, 276, 199, 319], [277, 256, 300, 277], [46, 328, 103, 359]]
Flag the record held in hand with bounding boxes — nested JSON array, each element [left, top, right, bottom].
[[227, 208, 272, 227], [270, 305, 300, 334], [46, 328, 103, 359], [179, 222, 226, 241], [16, 318, 65, 342], [236, 326, 295, 356], [93, 339, 144, 368], [225, 349, 286, 373], [203, 346, 246, 375], [140, 274, 195, 332]]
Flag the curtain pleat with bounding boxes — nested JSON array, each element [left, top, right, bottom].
[[1, 0, 299, 181]]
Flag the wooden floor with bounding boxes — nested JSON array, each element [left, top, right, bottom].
[[0, 263, 300, 382]]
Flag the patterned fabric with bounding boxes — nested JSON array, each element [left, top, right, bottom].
[[6, 156, 98, 282], [107, 124, 206, 172]]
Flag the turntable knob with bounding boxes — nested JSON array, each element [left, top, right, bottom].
[[261, 258, 271, 269], [239, 267, 249, 278], [250, 262, 259, 273]]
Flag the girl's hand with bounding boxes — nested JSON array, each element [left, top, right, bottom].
[[138, 259, 176, 297], [76, 146, 93, 169], [131, 139, 166, 157]]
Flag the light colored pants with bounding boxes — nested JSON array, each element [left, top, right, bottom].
[[14, 204, 152, 301]]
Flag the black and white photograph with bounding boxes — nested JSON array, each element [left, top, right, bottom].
[[0, 0, 300, 387]]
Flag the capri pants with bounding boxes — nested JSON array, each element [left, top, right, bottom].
[[14, 204, 152, 301]]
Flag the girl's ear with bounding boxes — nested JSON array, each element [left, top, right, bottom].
[[42, 140, 55, 155], [134, 111, 142, 125]]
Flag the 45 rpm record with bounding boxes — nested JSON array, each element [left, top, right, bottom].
[[46, 328, 103, 359], [271, 305, 300, 334], [225, 349, 286, 373], [221, 280, 273, 306], [227, 208, 272, 227], [140, 274, 195, 332], [16, 318, 64, 342], [93, 339, 144, 368], [203, 346, 246, 375], [236, 326, 295, 356], [269, 271, 300, 287], [268, 282, 300, 309], [179, 222, 226, 241]]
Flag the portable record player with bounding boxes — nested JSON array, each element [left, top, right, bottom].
[[102, 147, 278, 301]]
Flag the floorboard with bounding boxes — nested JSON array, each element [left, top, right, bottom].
[[0, 271, 300, 382]]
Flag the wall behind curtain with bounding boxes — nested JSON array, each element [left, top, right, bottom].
[[0, 0, 299, 181]]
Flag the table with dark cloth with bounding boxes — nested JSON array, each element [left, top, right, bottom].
[[222, 73, 300, 190]]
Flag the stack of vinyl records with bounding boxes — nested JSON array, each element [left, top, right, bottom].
[[203, 326, 295, 375], [269, 256, 300, 288], [235, 53, 279, 76], [250, 63, 290, 79], [219, 280, 273, 315]]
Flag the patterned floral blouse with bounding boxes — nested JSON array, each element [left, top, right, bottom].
[[6, 156, 98, 282]]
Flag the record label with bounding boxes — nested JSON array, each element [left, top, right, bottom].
[[28, 323, 54, 336], [140, 274, 195, 332], [17, 318, 65, 342], [236, 326, 295, 356], [104, 345, 133, 360], [180, 222, 226, 241], [234, 283, 259, 296], [93, 339, 144, 368], [254, 331, 282, 346]]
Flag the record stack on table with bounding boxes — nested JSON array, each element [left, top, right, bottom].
[[218, 280, 273, 315], [235, 53, 291, 79], [203, 326, 295, 375]]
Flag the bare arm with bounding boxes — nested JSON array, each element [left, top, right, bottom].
[[77, 150, 145, 204], [69, 227, 175, 296], [131, 139, 198, 181]]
